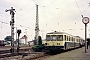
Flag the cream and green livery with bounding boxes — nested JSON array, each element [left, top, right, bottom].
[[45, 31, 85, 51]]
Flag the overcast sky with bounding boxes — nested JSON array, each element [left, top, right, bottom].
[[0, 0, 90, 40]]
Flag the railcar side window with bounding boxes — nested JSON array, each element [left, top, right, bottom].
[[67, 36, 68, 41], [77, 39, 78, 42], [57, 35, 63, 41], [70, 37, 72, 41], [64, 35, 66, 41], [46, 35, 51, 41], [74, 38, 75, 41], [69, 36, 70, 41], [72, 37, 73, 41]]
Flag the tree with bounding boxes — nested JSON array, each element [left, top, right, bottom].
[[38, 36, 42, 45], [4, 36, 12, 41], [32, 36, 45, 52]]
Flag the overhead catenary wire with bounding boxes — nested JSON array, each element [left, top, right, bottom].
[[3, 0, 89, 24], [31, 0, 63, 20], [31, 0, 66, 30], [3, 0, 35, 25], [0, 11, 34, 27], [0, 12, 33, 27], [3, 0, 90, 24], [0, 0, 89, 39], [31, 0, 88, 31], [1, 0, 89, 30], [73, 0, 90, 26], [80, 0, 84, 10], [75, 0, 82, 15], [0, 17, 33, 30], [4, 0, 35, 13], [0, 14, 9, 19], [31, 0, 85, 24], [4, 0, 74, 27], [0, 10, 34, 25]]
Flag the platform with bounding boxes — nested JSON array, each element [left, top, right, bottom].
[[42, 46, 90, 60]]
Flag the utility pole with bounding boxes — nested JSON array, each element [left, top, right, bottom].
[[34, 4, 39, 45], [5, 7, 16, 53]]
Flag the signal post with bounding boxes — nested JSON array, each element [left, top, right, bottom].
[[82, 17, 89, 52], [5, 7, 16, 53]]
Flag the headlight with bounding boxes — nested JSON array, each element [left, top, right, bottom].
[[57, 43, 60, 45], [45, 43, 47, 45]]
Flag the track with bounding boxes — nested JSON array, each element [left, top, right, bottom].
[[0, 46, 46, 60], [0, 46, 84, 60], [0, 46, 31, 54]]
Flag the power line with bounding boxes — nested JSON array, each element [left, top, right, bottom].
[[31, 0, 67, 28], [4, 0, 34, 12], [4, 0, 64, 25], [3, 0, 35, 24], [2, 0, 88, 30], [31, 0, 59, 17], [32, 0, 90, 26], [75, 0, 82, 15], [0, 11, 34, 25], [31, 0, 75, 29], [80, 0, 84, 10], [0, 21, 9, 24], [0, 12, 34, 30], [4, 0, 35, 15], [0, 12, 10, 18], [73, 2, 90, 22], [0, 19, 33, 29], [0, 14, 9, 19]]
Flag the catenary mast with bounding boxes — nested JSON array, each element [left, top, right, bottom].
[[34, 4, 39, 45]]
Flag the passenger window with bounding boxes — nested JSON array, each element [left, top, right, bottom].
[[70, 37, 72, 41], [69, 36, 70, 41], [72, 37, 73, 41], [57, 35, 63, 41], [46, 35, 51, 41], [77, 39, 78, 42], [67, 36, 68, 41], [64, 35, 66, 41], [73, 38, 75, 42]]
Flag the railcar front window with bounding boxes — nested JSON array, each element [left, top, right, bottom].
[[51, 35, 57, 41], [46, 35, 51, 41]]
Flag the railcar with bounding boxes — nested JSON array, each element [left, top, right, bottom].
[[0, 40, 10, 47], [75, 36, 85, 47], [0, 40, 5, 47], [45, 31, 85, 52]]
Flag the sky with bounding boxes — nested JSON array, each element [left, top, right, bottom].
[[0, 0, 90, 41]]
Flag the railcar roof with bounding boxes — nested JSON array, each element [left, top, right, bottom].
[[47, 31, 83, 39], [46, 31, 84, 39], [46, 31, 71, 35], [47, 31, 64, 34], [75, 36, 84, 39]]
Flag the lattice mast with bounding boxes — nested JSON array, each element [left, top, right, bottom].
[[5, 7, 15, 53], [34, 4, 39, 45]]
